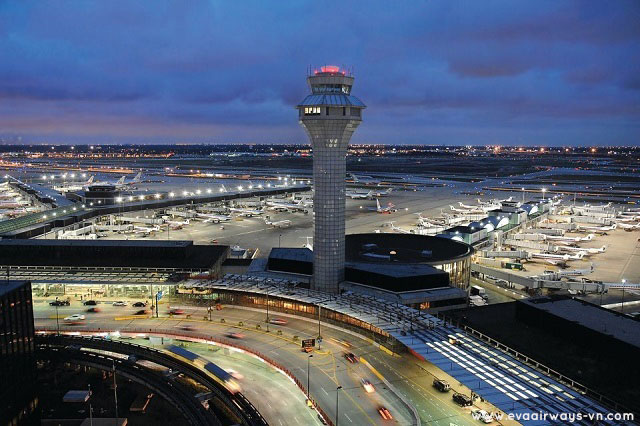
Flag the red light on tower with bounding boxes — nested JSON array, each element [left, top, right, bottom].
[[320, 65, 340, 73]]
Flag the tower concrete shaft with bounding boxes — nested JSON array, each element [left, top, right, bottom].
[[297, 66, 365, 293]]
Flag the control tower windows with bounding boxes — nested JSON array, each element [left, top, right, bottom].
[[304, 107, 321, 115]]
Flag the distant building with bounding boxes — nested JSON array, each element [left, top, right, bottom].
[[0, 281, 39, 426]]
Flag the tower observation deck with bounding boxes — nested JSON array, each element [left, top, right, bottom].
[[297, 65, 366, 293]]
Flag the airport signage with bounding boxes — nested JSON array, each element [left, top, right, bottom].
[[301, 338, 315, 349]]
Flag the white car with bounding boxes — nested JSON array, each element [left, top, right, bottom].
[[471, 409, 493, 423], [64, 314, 86, 321], [113, 301, 128, 306], [361, 378, 375, 393]]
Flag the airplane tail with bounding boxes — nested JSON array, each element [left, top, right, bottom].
[[221, 184, 227, 193], [116, 176, 125, 185], [376, 199, 381, 211], [132, 171, 142, 183], [349, 173, 359, 182], [611, 223, 617, 230], [86, 175, 94, 184]]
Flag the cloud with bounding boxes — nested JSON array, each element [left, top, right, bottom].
[[0, 0, 638, 145]]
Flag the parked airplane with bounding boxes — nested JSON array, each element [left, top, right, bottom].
[[369, 199, 396, 214], [265, 199, 310, 213], [450, 204, 484, 214], [530, 251, 585, 265], [346, 190, 373, 199], [54, 175, 94, 192], [546, 234, 594, 244], [166, 219, 189, 229], [388, 222, 413, 234], [577, 224, 617, 234], [134, 225, 160, 234], [227, 207, 264, 217], [197, 213, 231, 223], [556, 245, 606, 255], [263, 217, 292, 228], [94, 171, 143, 189], [619, 223, 640, 231]]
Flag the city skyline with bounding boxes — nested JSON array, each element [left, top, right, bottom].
[[1, 1, 639, 145]]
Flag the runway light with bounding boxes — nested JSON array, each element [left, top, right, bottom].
[[42, 215, 47, 219], [139, 195, 144, 200], [169, 192, 175, 197], [219, 188, 224, 192], [42, 175, 47, 180], [206, 188, 212, 194], [196, 189, 201, 195], [116, 197, 123, 203], [238, 186, 243, 191], [129, 196, 134, 201], [182, 191, 188, 196], [155, 193, 161, 199]]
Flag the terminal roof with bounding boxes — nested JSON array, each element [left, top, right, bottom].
[[521, 296, 640, 349]]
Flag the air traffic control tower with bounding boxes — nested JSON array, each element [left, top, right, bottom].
[[297, 65, 366, 293]]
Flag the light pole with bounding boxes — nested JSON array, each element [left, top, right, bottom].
[[622, 279, 626, 312], [336, 386, 342, 426], [542, 188, 547, 201], [278, 233, 282, 248], [55, 297, 60, 336], [307, 354, 313, 400], [88, 383, 93, 426], [113, 359, 119, 424], [317, 304, 322, 350], [265, 290, 270, 332], [521, 187, 525, 203]]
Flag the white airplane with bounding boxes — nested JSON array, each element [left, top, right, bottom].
[[538, 263, 594, 278], [450, 204, 483, 214], [577, 224, 616, 234], [227, 207, 264, 217], [197, 213, 231, 223], [346, 190, 373, 199], [459, 201, 499, 213], [387, 222, 413, 234], [369, 199, 396, 214], [619, 222, 640, 231], [263, 217, 292, 228], [530, 251, 585, 265], [167, 219, 190, 227], [134, 225, 160, 234], [265, 199, 310, 213], [546, 234, 594, 243], [94, 171, 142, 189], [54, 175, 94, 192], [348, 173, 379, 185], [556, 245, 606, 255]]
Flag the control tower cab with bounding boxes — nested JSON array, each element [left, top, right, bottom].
[[297, 65, 366, 293]]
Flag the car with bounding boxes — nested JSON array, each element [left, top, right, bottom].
[[169, 308, 184, 315], [83, 300, 97, 306], [225, 332, 245, 339], [377, 407, 393, 420], [134, 309, 151, 316], [361, 378, 375, 393], [132, 302, 147, 307], [268, 317, 288, 325], [112, 301, 128, 306], [49, 300, 70, 306], [64, 314, 85, 321], [86, 307, 101, 313], [301, 347, 313, 353], [433, 379, 450, 392], [344, 352, 358, 363], [452, 392, 473, 407], [471, 409, 493, 423], [177, 325, 194, 331]]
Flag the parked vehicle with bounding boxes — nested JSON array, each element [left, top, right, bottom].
[[49, 300, 70, 306], [452, 392, 473, 407], [433, 379, 450, 392], [83, 300, 97, 306], [113, 301, 128, 306]]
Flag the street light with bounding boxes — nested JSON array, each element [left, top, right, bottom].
[[622, 279, 626, 312], [521, 187, 525, 203], [307, 354, 313, 400], [542, 188, 547, 201], [336, 386, 342, 426]]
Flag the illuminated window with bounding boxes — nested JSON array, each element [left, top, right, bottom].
[[304, 106, 321, 115]]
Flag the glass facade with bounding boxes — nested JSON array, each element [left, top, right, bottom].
[[431, 257, 471, 290], [0, 281, 39, 426]]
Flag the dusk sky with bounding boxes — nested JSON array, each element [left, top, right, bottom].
[[1, 1, 639, 146]]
